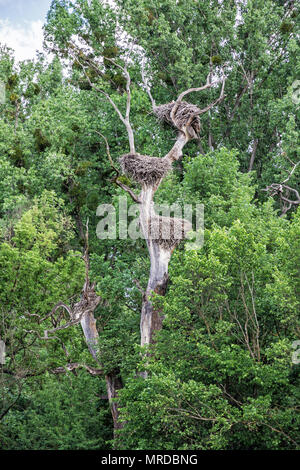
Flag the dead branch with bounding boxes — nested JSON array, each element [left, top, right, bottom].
[[43, 315, 84, 338], [51, 362, 103, 376], [141, 60, 156, 109], [154, 69, 226, 141], [248, 138, 259, 172], [103, 57, 135, 153], [42, 221, 101, 340], [70, 43, 136, 154], [281, 159, 300, 184], [198, 70, 226, 115], [176, 72, 212, 103], [133, 279, 146, 298], [95, 131, 141, 203], [263, 159, 300, 216]]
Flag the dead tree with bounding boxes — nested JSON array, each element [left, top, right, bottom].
[[263, 158, 300, 216], [67, 43, 226, 349], [45, 56, 225, 430], [94, 63, 226, 350], [131, 70, 225, 349], [44, 222, 123, 437]]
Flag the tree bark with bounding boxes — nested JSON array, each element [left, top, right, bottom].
[[71, 283, 124, 436], [105, 369, 124, 436], [138, 133, 189, 350], [248, 138, 259, 172], [140, 242, 170, 346]]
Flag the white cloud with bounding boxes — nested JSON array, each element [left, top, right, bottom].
[[0, 19, 44, 62]]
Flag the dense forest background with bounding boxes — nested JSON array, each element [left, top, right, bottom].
[[0, 0, 299, 450]]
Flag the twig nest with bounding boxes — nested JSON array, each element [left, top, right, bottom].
[[147, 216, 192, 250], [119, 153, 172, 185], [154, 101, 201, 139]]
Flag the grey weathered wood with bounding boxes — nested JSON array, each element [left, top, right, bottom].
[[71, 281, 124, 437], [138, 131, 190, 350]]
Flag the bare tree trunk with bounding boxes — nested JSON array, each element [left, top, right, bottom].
[[140, 242, 170, 346], [48, 283, 125, 437], [75, 286, 124, 437], [80, 309, 99, 361], [79, 56, 225, 366], [139, 187, 169, 346], [105, 369, 124, 436], [248, 138, 259, 172]]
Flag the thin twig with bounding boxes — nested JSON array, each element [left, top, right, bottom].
[[95, 131, 141, 203]]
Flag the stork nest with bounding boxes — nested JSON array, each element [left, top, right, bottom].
[[119, 153, 172, 185], [154, 101, 201, 139], [147, 216, 192, 250]]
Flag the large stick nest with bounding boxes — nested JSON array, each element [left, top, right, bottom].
[[119, 153, 172, 185], [147, 216, 192, 250], [154, 101, 201, 139]]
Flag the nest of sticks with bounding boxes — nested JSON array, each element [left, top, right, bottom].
[[147, 216, 192, 250], [119, 153, 172, 185], [154, 101, 201, 139]]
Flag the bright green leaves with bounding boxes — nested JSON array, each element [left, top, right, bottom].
[[0, 191, 84, 313], [12, 191, 73, 253], [1, 372, 112, 449], [115, 177, 299, 449], [45, 0, 85, 52], [0, 0, 299, 451], [45, 0, 119, 63]]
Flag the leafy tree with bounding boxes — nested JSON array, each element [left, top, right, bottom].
[[1, 371, 111, 450], [0, 0, 299, 450]]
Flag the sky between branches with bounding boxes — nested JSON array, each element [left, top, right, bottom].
[[0, 0, 51, 61]]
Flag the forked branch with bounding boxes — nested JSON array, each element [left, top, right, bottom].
[[263, 158, 300, 216], [176, 72, 212, 103], [152, 68, 226, 142], [95, 131, 141, 203]]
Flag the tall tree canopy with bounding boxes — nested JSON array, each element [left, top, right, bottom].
[[0, 0, 299, 450]]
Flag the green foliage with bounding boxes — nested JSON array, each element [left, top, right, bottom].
[[117, 202, 300, 449], [1, 372, 112, 450], [115, 0, 299, 183], [0, 0, 299, 452]]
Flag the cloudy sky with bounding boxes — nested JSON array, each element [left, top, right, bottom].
[[0, 0, 52, 62]]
